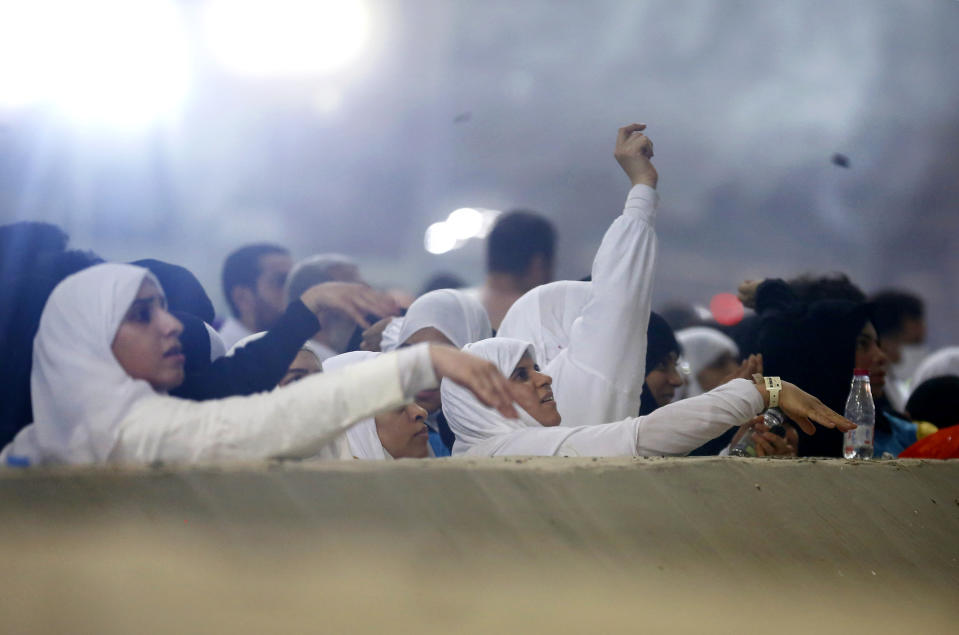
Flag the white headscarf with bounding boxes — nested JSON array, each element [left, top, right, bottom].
[[322, 351, 391, 460], [497, 281, 592, 367], [909, 347, 959, 397], [441, 338, 574, 456], [386, 289, 492, 351], [675, 327, 739, 398], [26, 263, 161, 464]]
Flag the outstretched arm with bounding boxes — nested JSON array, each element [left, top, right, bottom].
[[114, 344, 518, 464]]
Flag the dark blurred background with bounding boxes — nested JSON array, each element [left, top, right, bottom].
[[1, 0, 957, 343]]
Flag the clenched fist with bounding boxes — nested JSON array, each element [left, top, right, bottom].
[[615, 123, 658, 188]]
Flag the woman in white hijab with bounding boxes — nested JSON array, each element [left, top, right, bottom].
[[497, 281, 591, 367], [441, 337, 853, 458], [675, 327, 741, 398], [322, 352, 430, 460], [381, 288, 492, 417], [1, 264, 517, 466], [386, 289, 492, 351]]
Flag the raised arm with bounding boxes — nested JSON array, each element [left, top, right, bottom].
[[557, 124, 660, 422]]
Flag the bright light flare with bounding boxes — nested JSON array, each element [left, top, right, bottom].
[[0, 0, 191, 128], [202, 0, 371, 77], [425, 222, 458, 255], [446, 208, 484, 240], [424, 207, 501, 255]]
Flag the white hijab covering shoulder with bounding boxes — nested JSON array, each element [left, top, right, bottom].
[[497, 281, 592, 367], [385, 289, 492, 351], [323, 351, 392, 460], [442, 337, 767, 458], [440, 338, 560, 456], [675, 327, 739, 398], [909, 347, 959, 397], [22, 263, 160, 463]]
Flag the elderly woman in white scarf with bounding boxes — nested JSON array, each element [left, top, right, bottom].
[[496, 124, 661, 427], [0, 264, 517, 466], [441, 337, 854, 458]]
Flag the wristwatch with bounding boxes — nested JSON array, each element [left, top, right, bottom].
[[753, 373, 782, 409]]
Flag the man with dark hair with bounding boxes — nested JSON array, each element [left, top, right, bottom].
[[870, 289, 927, 410], [479, 210, 557, 329], [219, 243, 293, 349]]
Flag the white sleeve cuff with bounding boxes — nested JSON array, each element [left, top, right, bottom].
[[624, 184, 659, 222], [728, 378, 766, 415]]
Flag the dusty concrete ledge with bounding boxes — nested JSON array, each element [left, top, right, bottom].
[[1, 458, 957, 633]]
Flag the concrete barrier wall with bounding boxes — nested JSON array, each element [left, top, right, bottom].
[[1, 457, 957, 633]]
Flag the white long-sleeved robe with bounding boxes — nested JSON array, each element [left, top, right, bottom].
[[4, 346, 437, 466], [541, 185, 658, 426]]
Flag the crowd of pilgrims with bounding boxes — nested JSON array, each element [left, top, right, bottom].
[[1, 123, 957, 466]]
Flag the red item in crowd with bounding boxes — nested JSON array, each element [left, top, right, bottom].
[[899, 425, 959, 459]]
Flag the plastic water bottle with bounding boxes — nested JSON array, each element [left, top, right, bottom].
[[729, 408, 788, 457], [843, 369, 875, 459]]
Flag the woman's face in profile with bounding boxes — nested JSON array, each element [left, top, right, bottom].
[[854, 322, 888, 397], [375, 402, 430, 458], [508, 354, 562, 427], [111, 278, 186, 392], [645, 351, 684, 407]]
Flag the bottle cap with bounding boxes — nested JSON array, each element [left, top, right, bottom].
[[853, 368, 869, 376]]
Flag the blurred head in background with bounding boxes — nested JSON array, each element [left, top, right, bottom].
[[482, 211, 557, 329], [221, 243, 292, 333], [788, 272, 866, 305], [487, 211, 556, 292], [870, 289, 926, 367], [676, 327, 740, 397], [419, 271, 467, 296], [285, 253, 365, 359]]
